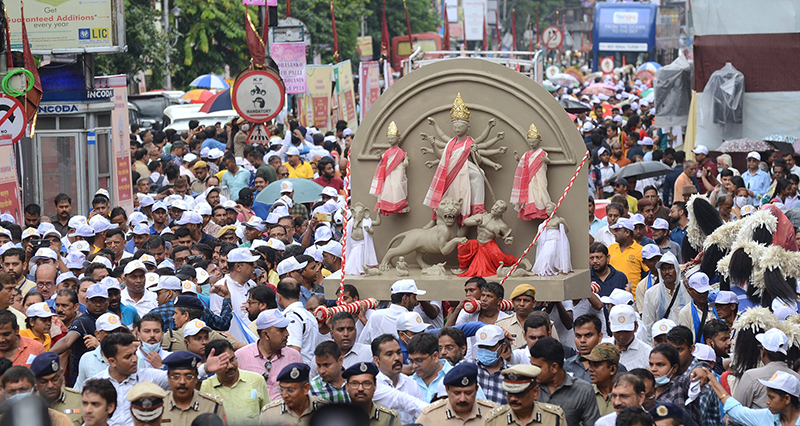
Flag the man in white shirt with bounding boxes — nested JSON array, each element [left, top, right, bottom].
[[594, 373, 647, 426], [371, 334, 428, 423], [641, 252, 691, 343], [677, 272, 713, 341], [276, 277, 321, 365], [209, 247, 258, 343], [358, 279, 427, 345], [609, 305, 652, 371], [120, 260, 157, 317], [330, 311, 373, 368]]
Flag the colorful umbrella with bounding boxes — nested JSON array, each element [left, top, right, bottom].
[[180, 89, 214, 104], [641, 88, 654, 101], [717, 138, 776, 153], [199, 89, 233, 113], [635, 70, 655, 87], [763, 134, 798, 154], [255, 178, 325, 204], [564, 67, 585, 84], [189, 73, 230, 90], [582, 83, 616, 97], [638, 62, 662, 73], [548, 73, 580, 87]]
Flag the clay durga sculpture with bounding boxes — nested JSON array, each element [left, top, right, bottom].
[[532, 202, 573, 276], [452, 199, 520, 277], [343, 202, 381, 275], [510, 123, 552, 220], [369, 121, 410, 215], [420, 93, 507, 220]]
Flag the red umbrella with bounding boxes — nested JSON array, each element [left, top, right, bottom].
[[582, 83, 616, 97]]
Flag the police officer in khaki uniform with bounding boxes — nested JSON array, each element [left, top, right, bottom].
[[31, 352, 84, 426], [128, 382, 169, 426], [259, 363, 328, 426], [485, 365, 566, 426], [496, 285, 537, 350], [416, 363, 496, 426], [343, 362, 399, 426], [160, 351, 226, 426]]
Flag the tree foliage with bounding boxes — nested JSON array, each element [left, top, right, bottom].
[[500, 0, 571, 50], [277, 0, 368, 64], [363, 0, 439, 58]]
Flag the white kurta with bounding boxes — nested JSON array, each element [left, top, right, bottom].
[[343, 217, 378, 275], [532, 223, 572, 276]]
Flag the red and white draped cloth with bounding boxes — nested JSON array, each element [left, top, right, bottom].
[[423, 135, 485, 219], [457, 239, 518, 277], [510, 148, 551, 220], [370, 147, 408, 215]]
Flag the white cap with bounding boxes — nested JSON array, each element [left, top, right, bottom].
[[255, 309, 292, 330], [266, 238, 286, 251], [171, 200, 188, 211], [153, 276, 182, 291], [265, 212, 282, 224], [280, 180, 294, 193], [651, 218, 670, 230], [243, 216, 265, 231], [68, 215, 88, 229], [145, 272, 160, 289], [475, 325, 505, 347], [277, 257, 307, 276], [747, 151, 761, 161], [95, 313, 124, 332], [390, 279, 426, 295], [194, 202, 212, 216], [95, 188, 110, 199], [740, 205, 757, 217], [181, 281, 198, 294], [200, 147, 211, 158], [713, 291, 738, 305], [129, 212, 148, 226], [286, 146, 300, 156], [396, 312, 431, 333], [195, 268, 210, 284], [100, 277, 122, 291], [600, 288, 634, 306], [638, 137, 654, 146], [91, 256, 113, 270], [90, 216, 118, 234], [688, 272, 712, 293], [321, 241, 343, 259], [692, 343, 716, 362], [343, 128, 354, 137], [140, 254, 157, 267], [692, 145, 709, 155], [56, 272, 78, 287], [183, 319, 212, 337], [320, 187, 338, 198], [0, 214, 14, 224], [86, 283, 109, 299], [581, 122, 595, 132], [69, 224, 96, 238], [597, 147, 608, 156], [208, 148, 225, 160], [305, 246, 323, 263], [222, 200, 237, 211], [23, 227, 42, 239], [609, 304, 637, 332], [251, 239, 268, 250], [610, 218, 634, 231], [31, 248, 58, 263], [641, 244, 662, 260], [227, 248, 260, 263], [152, 201, 168, 212], [71, 240, 91, 253], [0, 227, 10, 239], [755, 328, 789, 354], [758, 371, 800, 398], [651, 318, 677, 338], [65, 251, 86, 269], [314, 226, 333, 242], [631, 213, 646, 226], [183, 153, 198, 163], [26, 302, 56, 318], [41, 228, 61, 240], [176, 211, 203, 226], [131, 223, 151, 235], [124, 260, 147, 275], [772, 299, 797, 321]]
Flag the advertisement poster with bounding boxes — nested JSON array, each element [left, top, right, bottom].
[[0, 146, 21, 223], [358, 61, 381, 121], [299, 65, 333, 131], [6, 0, 117, 51], [104, 76, 133, 212], [272, 42, 307, 94], [463, 0, 485, 41], [356, 36, 373, 60], [333, 61, 357, 128], [445, 0, 458, 22]]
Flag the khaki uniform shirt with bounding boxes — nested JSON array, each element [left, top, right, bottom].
[[161, 390, 226, 426], [593, 385, 614, 417], [416, 397, 496, 426], [496, 316, 527, 350], [161, 328, 237, 352], [49, 387, 83, 426], [484, 402, 566, 426], [259, 395, 328, 426], [363, 403, 400, 426]]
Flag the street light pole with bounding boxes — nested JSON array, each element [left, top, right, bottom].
[[163, 0, 172, 90]]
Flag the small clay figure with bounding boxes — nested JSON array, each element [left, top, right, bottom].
[[510, 123, 552, 220], [495, 260, 535, 278], [395, 256, 409, 277], [452, 199, 519, 277], [421, 262, 448, 276], [531, 202, 572, 276], [370, 121, 410, 215], [344, 203, 380, 275]]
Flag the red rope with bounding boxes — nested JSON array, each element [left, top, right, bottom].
[[336, 156, 352, 305], [500, 151, 591, 284]]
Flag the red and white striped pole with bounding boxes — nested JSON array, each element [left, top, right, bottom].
[[336, 156, 352, 304]]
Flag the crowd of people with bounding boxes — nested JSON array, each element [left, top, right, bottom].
[[0, 91, 798, 426]]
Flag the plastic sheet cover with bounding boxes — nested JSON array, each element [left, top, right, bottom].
[[653, 56, 692, 128], [699, 62, 745, 139]]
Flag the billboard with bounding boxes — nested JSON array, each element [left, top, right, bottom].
[[5, 0, 125, 53], [272, 42, 307, 94]]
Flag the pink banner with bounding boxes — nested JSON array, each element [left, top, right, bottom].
[[358, 61, 381, 121], [272, 42, 308, 94]]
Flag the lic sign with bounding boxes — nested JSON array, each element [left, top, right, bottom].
[[78, 28, 110, 40]]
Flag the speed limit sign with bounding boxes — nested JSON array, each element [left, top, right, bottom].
[[542, 26, 563, 50], [601, 57, 615, 74]]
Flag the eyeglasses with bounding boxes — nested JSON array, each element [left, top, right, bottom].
[[278, 173, 289, 177], [168, 373, 197, 381], [262, 361, 272, 382], [279, 386, 301, 393], [347, 381, 374, 389]]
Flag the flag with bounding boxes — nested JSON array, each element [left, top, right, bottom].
[[19, 1, 41, 126], [443, 7, 450, 50], [482, 15, 488, 50], [402, 0, 413, 44], [494, 10, 500, 47], [381, 0, 390, 63], [286, 0, 291, 17], [512, 9, 517, 51], [330, 0, 339, 62], [245, 10, 266, 67]]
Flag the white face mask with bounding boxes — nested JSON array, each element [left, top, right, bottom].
[[240, 124, 250, 132], [735, 196, 748, 208]]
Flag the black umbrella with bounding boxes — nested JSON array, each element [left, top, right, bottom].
[[609, 161, 674, 180], [558, 97, 591, 114]]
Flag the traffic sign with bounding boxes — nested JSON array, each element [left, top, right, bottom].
[[0, 95, 26, 146], [246, 123, 271, 145], [601, 57, 615, 74], [232, 69, 286, 123], [542, 26, 563, 50]]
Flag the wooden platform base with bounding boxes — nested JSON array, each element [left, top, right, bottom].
[[324, 269, 591, 302]]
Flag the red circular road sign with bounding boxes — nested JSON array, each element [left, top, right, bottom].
[[232, 69, 286, 123], [542, 26, 563, 50], [0, 95, 26, 146]]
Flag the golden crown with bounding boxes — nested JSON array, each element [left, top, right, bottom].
[[527, 123, 541, 139], [387, 121, 399, 137], [450, 93, 470, 120]]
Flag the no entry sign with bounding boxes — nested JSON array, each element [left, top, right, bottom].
[[0, 96, 25, 146]]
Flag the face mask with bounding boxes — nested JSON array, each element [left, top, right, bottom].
[[655, 236, 665, 244], [140, 341, 161, 354], [654, 374, 671, 387], [6, 391, 32, 403], [240, 124, 250, 132], [735, 196, 748, 208], [476, 348, 499, 366]]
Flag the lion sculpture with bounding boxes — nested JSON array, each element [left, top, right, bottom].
[[379, 198, 465, 270]]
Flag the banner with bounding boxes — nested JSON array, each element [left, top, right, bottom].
[[358, 61, 381, 121], [0, 146, 21, 223], [463, 0, 485, 41], [103, 76, 133, 212], [356, 36, 373, 61], [298, 65, 333, 131], [445, 0, 458, 23], [272, 42, 307, 94], [333, 61, 357, 128]]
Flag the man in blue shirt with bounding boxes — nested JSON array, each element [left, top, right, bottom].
[[589, 242, 628, 297], [742, 152, 772, 203], [220, 154, 251, 201], [200, 128, 227, 151], [669, 201, 689, 245], [590, 196, 608, 238]]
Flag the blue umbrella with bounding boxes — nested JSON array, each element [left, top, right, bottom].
[[189, 73, 230, 90], [637, 62, 662, 73], [255, 178, 325, 205]]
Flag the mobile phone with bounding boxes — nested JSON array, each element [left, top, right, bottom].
[[314, 213, 332, 222], [31, 239, 50, 250]]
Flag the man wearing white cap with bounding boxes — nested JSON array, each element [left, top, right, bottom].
[[650, 319, 676, 346], [320, 241, 343, 273], [609, 305, 652, 371], [677, 272, 713, 341], [121, 260, 158, 317], [743, 151, 771, 202], [474, 324, 511, 405], [712, 290, 739, 328], [210, 248, 258, 343], [732, 328, 800, 409], [641, 252, 690, 343], [283, 146, 313, 179], [270, 180, 296, 214], [635, 244, 662, 313], [74, 313, 129, 389], [359, 279, 426, 345], [650, 218, 681, 263], [608, 218, 647, 288], [691, 145, 718, 194]]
